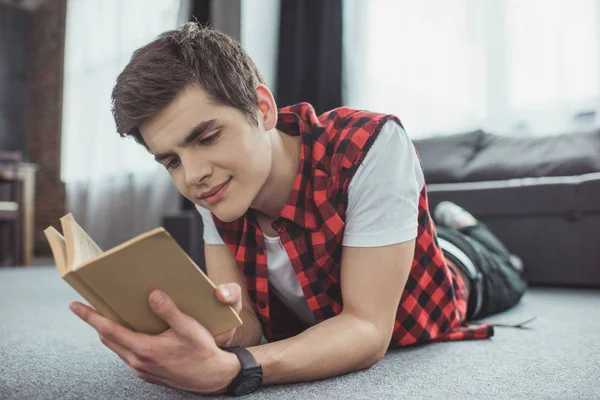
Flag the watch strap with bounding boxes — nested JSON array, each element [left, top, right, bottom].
[[224, 346, 261, 369], [223, 346, 262, 396]]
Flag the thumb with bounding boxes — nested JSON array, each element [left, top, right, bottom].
[[149, 290, 203, 340], [216, 283, 243, 314]]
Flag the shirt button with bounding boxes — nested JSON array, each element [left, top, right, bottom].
[[257, 247, 264, 255], [258, 302, 266, 309]]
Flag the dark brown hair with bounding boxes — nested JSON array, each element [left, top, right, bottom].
[[111, 22, 264, 149]]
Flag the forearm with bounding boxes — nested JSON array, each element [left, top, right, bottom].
[[247, 313, 385, 385], [229, 307, 263, 348]]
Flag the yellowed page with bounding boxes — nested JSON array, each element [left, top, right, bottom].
[[60, 213, 104, 270], [43, 226, 68, 276], [74, 228, 242, 336]]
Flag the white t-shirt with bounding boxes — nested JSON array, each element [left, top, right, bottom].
[[196, 120, 425, 326]]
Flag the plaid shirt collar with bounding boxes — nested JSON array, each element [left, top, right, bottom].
[[247, 103, 320, 232]]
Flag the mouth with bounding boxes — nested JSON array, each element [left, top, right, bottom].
[[198, 178, 231, 204]]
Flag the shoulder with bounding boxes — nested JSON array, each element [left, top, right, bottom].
[[278, 103, 403, 157], [320, 107, 401, 143], [316, 107, 404, 172], [349, 119, 423, 192], [343, 120, 424, 247], [349, 120, 412, 177]]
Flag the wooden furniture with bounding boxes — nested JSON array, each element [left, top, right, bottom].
[[0, 155, 37, 266], [0, 151, 23, 265]]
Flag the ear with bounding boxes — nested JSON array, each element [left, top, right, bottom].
[[255, 84, 278, 131]]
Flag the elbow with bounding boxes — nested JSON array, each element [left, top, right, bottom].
[[354, 318, 390, 369], [375, 342, 389, 363], [365, 343, 388, 369], [358, 341, 387, 370]]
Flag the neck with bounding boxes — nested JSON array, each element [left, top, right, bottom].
[[250, 129, 300, 219]]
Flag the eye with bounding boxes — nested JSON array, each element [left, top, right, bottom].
[[198, 131, 221, 145], [165, 157, 180, 170]]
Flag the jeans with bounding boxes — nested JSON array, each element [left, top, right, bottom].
[[437, 223, 528, 320]]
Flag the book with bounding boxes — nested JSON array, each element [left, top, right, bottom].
[[43, 213, 242, 336]]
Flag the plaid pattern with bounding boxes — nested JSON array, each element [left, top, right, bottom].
[[213, 103, 493, 346]]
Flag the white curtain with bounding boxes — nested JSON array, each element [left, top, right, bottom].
[[343, 0, 600, 138], [62, 0, 189, 249]]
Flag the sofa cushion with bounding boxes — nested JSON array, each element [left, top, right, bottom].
[[413, 129, 600, 183], [412, 130, 483, 183]]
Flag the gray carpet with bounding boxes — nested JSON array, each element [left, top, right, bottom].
[[1, 266, 599, 400]]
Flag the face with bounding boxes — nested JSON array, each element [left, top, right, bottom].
[[139, 85, 276, 222]]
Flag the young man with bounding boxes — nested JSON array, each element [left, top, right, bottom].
[[68, 23, 526, 396]]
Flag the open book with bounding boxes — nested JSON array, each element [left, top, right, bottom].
[[43, 213, 242, 336]]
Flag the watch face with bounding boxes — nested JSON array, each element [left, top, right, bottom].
[[235, 375, 262, 395]]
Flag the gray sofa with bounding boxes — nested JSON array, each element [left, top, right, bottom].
[[413, 129, 600, 288]]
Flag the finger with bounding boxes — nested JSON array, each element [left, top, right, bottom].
[[215, 283, 242, 314], [149, 290, 210, 342], [123, 352, 167, 387], [213, 330, 234, 347], [69, 301, 149, 355], [99, 335, 136, 365], [136, 372, 169, 388]]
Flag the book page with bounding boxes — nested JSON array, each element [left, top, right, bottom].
[[60, 214, 104, 270], [43, 226, 68, 276]]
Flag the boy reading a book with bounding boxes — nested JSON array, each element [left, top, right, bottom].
[[68, 23, 527, 396]]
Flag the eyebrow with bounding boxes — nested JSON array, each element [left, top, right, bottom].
[[153, 119, 219, 162]]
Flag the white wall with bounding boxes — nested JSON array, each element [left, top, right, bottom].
[[240, 0, 281, 92]]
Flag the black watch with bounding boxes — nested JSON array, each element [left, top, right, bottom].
[[222, 346, 263, 396]]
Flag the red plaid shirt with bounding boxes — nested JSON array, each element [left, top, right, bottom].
[[213, 103, 493, 347]]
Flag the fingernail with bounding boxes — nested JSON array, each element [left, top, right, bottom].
[[69, 303, 80, 314], [220, 286, 231, 300], [151, 291, 164, 306]]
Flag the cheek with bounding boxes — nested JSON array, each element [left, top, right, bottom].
[[171, 171, 191, 198], [223, 132, 269, 176], [232, 145, 271, 182]]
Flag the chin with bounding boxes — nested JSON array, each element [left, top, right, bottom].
[[211, 201, 248, 223]]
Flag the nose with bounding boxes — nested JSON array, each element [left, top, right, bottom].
[[181, 153, 211, 187]]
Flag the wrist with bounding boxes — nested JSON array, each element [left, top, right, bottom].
[[211, 351, 241, 394]]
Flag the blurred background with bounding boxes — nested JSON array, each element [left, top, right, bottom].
[[0, 0, 599, 266]]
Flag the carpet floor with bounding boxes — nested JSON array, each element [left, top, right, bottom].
[[1, 266, 599, 400]]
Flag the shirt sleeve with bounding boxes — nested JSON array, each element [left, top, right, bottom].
[[195, 204, 225, 245], [342, 120, 425, 247]]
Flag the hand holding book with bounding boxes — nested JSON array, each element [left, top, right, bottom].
[[43, 213, 242, 337], [68, 286, 242, 394]]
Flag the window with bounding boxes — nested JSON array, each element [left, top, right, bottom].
[[343, 0, 600, 137]]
